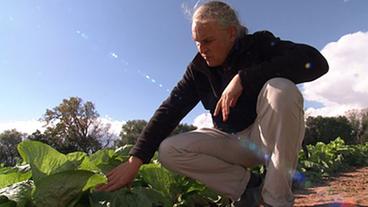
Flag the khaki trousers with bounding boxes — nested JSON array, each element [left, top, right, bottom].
[[158, 78, 305, 207]]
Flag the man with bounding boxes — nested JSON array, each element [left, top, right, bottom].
[[97, 1, 328, 206]]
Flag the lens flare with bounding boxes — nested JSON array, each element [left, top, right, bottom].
[[239, 137, 269, 163], [75, 29, 170, 94], [305, 62, 312, 69]]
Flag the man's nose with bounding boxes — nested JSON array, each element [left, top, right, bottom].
[[198, 44, 208, 54]]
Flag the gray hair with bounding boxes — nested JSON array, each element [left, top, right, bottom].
[[192, 1, 248, 37]]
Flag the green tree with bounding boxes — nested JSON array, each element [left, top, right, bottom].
[[0, 129, 25, 166], [116, 120, 147, 146], [115, 120, 197, 147], [362, 112, 368, 143], [41, 97, 113, 154], [171, 123, 197, 136], [28, 129, 54, 146], [304, 115, 355, 145], [346, 108, 368, 144]]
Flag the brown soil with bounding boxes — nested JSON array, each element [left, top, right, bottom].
[[294, 166, 368, 207]]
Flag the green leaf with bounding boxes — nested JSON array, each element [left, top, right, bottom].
[[66, 152, 100, 172], [17, 141, 80, 183], [89, 187, 152, 207], [0, 195, 17, 207], [0, 199, 17, 207], [32, 170, 106, 207], [113, 145, 133, 158], [0, 180, 34, 207], [89, 149, 122, 173], [0, 165, 32, 189], [0, 196, 8, 203], [83, 174, 107, 191], [139, 164, 179, 203], [138, 187, 171, 207], [112, 188, 152, 207], [66, 151, 88, 164]]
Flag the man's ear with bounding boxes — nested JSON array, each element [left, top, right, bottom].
[[228, 25, 237, 42]]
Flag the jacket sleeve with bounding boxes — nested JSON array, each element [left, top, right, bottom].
[[129, 66, 200, 163], [238, 31, 329, 96]]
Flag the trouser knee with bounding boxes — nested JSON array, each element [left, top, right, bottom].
[[158, 138, 177, 169], [261, 78, 304, 112]]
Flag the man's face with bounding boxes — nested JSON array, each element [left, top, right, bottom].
[[192, 20, 236, 67]]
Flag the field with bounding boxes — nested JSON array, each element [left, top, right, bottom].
[[1, 138, 367, 206], [295, 166, 368, 206]]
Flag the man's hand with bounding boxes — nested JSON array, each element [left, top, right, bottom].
[[96, 156, 143, 192], [214, 74, 243, 122]]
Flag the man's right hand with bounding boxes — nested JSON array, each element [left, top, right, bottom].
[[95, 156, 143, 192], [214, 74, 243, 122]]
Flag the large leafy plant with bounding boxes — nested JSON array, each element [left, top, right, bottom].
[[296, 137, 368, 186], [0, 141, 230, 207], [2, 138, 367, 206]]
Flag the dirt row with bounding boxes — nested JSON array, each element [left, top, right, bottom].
[[294, 166, 368, 206]]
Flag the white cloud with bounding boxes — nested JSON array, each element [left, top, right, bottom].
[[98, 116, 125, 136], [193, 113, 213, 128], [303, 31, 368, 116], [304, 104, 361, 117], [181, 2, 195, 20], [0, 120, 46, 134], [97, 116, 125, 145], [0, 117, 125, 137]]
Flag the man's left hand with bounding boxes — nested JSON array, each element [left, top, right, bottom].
[[214, 74, 243, 122]]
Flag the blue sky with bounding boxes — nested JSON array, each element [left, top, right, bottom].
[[1, 0, 368, 133]]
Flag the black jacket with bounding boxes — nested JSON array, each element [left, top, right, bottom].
[[130, 31, 329, 163]]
